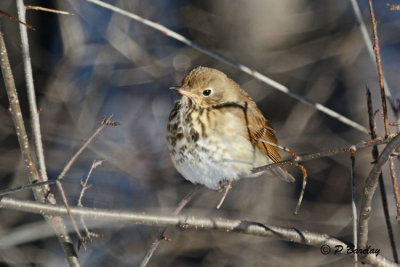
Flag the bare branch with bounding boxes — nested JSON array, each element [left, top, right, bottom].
[[140, 186, 202, 267], [56, 180, 86, 248], [252, 133, 398, 174], [78, 160, 104, 207], [0, 21, 80, 266], [366, 88, 399, 263], [349, 0, 393, 106], [368, 0, 389, 135], [25, 5, 73, 15], [53, 116, 115, 248], [389, 157, 400, 223], [367, 1, 399, 262], [0, 180, 57, 197], [0, 10, 35, 30], [78, 160, 104, 241], [373, 0, 400, 227], [16, 0, 49, 194], [358, 131, 400, 256], [0, 23, 41, 195], [350, 146, 358, 266], [0, 197, 395, 267], [57, 115, 114, 181]]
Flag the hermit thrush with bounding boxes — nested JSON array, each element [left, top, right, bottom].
[[166, 66, 294, 191]]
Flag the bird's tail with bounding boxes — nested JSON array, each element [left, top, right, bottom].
[[273, 167, 295, 183]]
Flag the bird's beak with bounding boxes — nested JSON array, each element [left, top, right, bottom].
[[169, 86, 200, 99]]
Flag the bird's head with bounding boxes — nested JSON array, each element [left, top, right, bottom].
[[171, 66, 242, 108]]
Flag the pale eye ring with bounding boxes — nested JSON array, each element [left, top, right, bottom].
[[202, 88, 212, 96]]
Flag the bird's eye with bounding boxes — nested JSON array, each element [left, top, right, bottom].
[[202, 88, 212, 96]]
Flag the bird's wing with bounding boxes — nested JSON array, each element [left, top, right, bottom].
[[211, 100, 295, 182], [211, 100, 281, 162], [244, 101, 295, 182], [244, 101, 282, 163]]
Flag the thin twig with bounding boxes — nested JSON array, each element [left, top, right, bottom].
[[140, 186, 202, 267], [54, 116, 115, 249], [358, 130, 400, 258], [373, 109, 384, 124], [0, 23, 79, 266], [369, 97, 398, 263], [389, 156, 400, 223], [16, 0, 59, 211], [16, 0, 49, 194], [350, 146, 358, 267], [78, 160, 104, 240], [86, 0, 369, 134], [348, 0, 393, 105], [252, 133, 398, 174], [78, 160, 104, 207], [367, 1, 399, 262], [57, 115, 114, 181], [0, 180, 57, 197], [0, 10, 35, 30], [0, 24, 41, 195], [25, 5, 73, 15], [368, 0, 390, 136], [56, 180, 86, 249], [365, 89, 398, 263], [0, 197, 395, 267]]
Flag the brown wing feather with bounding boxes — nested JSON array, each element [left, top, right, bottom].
[[209, 97, 295, 182], [245, 101, 282, 163], [244, 101, 295, 182]]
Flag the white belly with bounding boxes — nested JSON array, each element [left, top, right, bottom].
[[169, 114, 270, 190], [172, 141, 268, 190]]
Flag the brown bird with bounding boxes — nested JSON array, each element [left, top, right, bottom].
[[166, 66, 294, 191]]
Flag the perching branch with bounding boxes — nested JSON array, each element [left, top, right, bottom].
[[0, 197, 395, 267]]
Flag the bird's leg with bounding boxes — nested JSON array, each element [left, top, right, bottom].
[[216, 181, 232, 209]]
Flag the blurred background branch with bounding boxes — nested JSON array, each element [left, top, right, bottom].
[[0, 0, 399, 266]]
